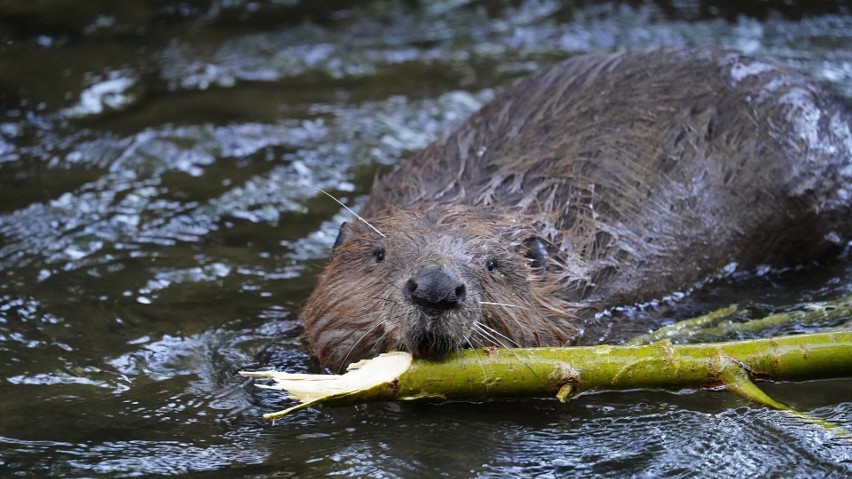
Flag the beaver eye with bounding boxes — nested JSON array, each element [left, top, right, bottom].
[[373, 247, 385, 263], [486, 258, 498, 272]]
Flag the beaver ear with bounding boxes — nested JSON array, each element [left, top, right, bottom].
[[332, 221, 356, 251], [523, 236, 548, 273]]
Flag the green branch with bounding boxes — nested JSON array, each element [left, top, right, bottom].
[[628, 296, 851, 345], [242, 331, 852, 423]]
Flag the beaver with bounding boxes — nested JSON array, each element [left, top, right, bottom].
[[300, 48, 852, 372]]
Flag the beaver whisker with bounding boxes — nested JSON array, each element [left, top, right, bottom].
[[479, 301, 529, 309], [465, 338, 489, 379], [469, 327, 504, 350], [481, 304, 531, 347], [334, 321, 387, 373], [314, 186, 385, 238], [472, 321, 519, 349], [471, 322, 539, 377], [368, 295, 396, 305], [465, 333, 484, 349]]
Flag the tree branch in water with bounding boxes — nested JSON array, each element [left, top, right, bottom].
[[242, 330, 852, 426]]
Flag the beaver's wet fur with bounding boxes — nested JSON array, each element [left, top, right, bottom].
[[301, 48, 852, 371]]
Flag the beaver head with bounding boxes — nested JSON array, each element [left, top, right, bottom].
[[300, 204, 580, 371]]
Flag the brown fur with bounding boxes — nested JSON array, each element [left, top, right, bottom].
[[301, 48, 852, 371]]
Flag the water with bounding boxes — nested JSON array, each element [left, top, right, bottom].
[[1, 1, 850, 477]]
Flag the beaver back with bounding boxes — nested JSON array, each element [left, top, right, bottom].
[[365, 48, 852, 308]]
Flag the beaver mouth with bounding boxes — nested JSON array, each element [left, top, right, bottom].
[[408, 331, 457, 360]]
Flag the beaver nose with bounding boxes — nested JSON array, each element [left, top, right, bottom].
[[403, 267, 467, 312]]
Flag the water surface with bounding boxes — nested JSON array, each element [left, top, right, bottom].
[[1, 1, 850, 477]]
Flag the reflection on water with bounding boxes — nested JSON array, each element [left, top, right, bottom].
[[0, 1, 850, 477]]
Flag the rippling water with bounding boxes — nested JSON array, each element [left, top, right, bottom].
[[1, 1, 850, 477]]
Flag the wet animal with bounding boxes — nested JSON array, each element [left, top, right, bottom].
[[300, 48, 852, 371]]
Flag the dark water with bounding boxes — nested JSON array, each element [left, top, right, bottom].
[[1, 1, 850, 477]]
